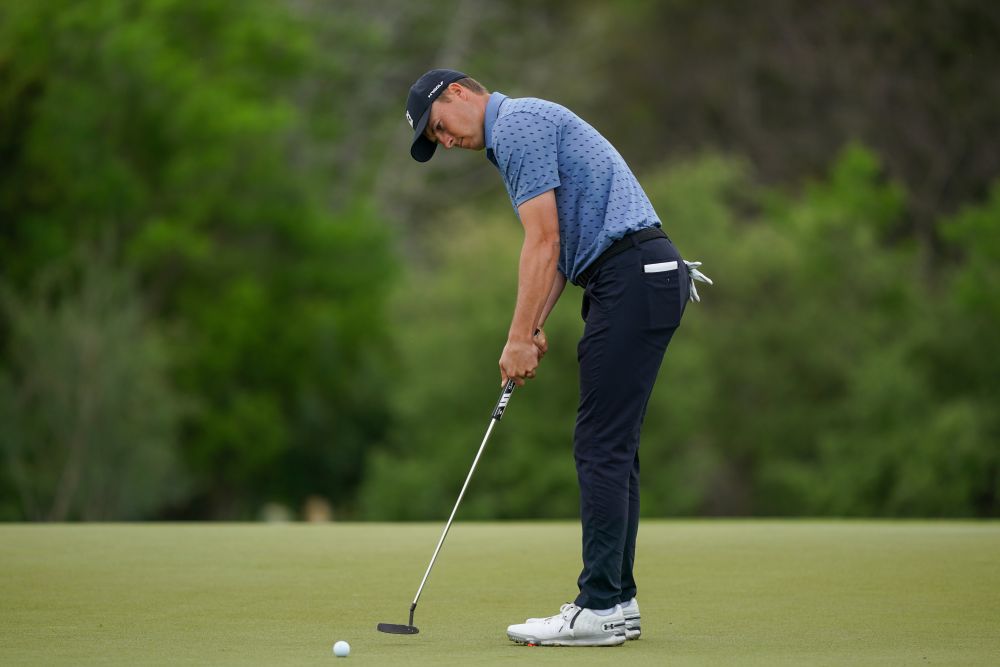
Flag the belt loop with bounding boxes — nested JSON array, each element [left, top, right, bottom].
[[628, 231, 640, 249]]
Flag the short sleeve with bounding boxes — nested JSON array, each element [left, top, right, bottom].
[[493, 113, 561, 207]]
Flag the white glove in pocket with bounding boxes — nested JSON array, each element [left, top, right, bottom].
[[683, 260, 713, 302]]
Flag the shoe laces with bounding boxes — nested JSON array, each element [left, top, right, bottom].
[[535, 603, 578, 626]]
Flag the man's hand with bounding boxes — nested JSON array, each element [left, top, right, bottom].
[[533, 328, 548, 359], [499, 338, 540, 387]]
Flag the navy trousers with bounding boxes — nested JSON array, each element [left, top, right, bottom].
[[573, 233, 688, 610]]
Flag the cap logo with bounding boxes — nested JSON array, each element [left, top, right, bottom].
[[405, 110, 413, 128], [427, 80, 444, 98]]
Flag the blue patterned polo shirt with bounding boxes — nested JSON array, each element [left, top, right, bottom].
[[484, 92, 661, 284]]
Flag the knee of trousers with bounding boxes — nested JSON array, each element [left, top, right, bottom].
[[575, 458, 634, 497], [575, 444, 638, 470]]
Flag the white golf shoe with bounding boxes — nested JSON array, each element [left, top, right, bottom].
[[525, 598, 641, 640], [507, 603, 627, 646], [621, 597, 641, 639]]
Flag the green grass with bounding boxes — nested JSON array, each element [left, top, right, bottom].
[[1, 521, 998, 665]]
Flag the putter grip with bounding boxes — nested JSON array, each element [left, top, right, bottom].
[[492, 379, 516, 420]]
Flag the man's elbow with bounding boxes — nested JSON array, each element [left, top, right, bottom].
[[528, 233, 559, 256]]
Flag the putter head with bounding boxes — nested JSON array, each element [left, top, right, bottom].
[[377, 622, 419, 635]]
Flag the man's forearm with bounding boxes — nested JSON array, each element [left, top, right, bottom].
[[537, 272, 567, 330], [509, 236, 559, 341]]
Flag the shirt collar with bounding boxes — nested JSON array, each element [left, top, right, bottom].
[[484, 92, 508, 167]]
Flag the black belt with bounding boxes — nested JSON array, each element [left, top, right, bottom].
[[574, 227, 667, 288]]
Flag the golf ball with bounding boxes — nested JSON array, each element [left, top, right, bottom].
[[333, 640, 350, 657]]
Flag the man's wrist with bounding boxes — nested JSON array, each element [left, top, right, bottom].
[[507, 331, 535, 344]]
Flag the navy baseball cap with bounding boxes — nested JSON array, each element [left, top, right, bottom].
[[406, 68, 467, 162]]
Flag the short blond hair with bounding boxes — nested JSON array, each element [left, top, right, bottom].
[[439, 77, 488, 100]]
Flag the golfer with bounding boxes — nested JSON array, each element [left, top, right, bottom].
[[404, 69, 709, 647]]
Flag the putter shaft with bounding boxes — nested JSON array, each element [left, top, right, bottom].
[[409, 380, 515, 611]]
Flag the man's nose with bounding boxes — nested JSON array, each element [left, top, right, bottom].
[[442, 134, 455, 149]]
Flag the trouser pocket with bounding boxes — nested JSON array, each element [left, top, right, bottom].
[[643, 260, 682, 329]]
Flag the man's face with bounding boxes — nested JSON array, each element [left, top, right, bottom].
[[424, 84, 485, 152]]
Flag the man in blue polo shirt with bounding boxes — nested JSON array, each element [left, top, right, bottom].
[[404, 69, 709, 647]]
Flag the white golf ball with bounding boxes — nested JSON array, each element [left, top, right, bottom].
[[333, 640, 350, 657]]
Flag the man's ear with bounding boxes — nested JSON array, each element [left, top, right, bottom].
[[448, 82, 466, 99]]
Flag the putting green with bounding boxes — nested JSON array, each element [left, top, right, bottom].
[[1, 521, 998, 665]]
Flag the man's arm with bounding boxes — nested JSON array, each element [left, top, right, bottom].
[[538, 271, 567, 331], [533, 271, 567, 359], [499, 189, 560, 386]]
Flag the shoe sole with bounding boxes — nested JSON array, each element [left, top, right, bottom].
[[520, 617, 641, 639], [507, 631, 627, 647]]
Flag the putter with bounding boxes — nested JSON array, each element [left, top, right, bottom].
[[377, 378, 517, 635]]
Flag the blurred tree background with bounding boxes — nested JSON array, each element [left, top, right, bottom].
[[1, 0, 997, 520]]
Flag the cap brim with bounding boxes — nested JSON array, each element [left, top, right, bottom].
[[410, 107, 436, 162]]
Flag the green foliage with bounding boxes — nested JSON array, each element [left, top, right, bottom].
[[2, 1, 998, 520], [0, 249, 184, 520], [938, 181, 1000, 394], [650, 146, 914, 514], [641, 145, 996, 517], [0, 0, 397, 518]]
